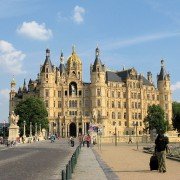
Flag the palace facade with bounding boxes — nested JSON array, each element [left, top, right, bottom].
[[9, 47, 172, 137]]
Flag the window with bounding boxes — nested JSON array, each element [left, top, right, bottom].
[[113, 121, 116, 126], [45, 100, 48, 108], [65, 90, 67, 96], [112, 91, 115, 98], [112, 101, 115, 108], [118, 112, 121, 119], [97, 89, 101, 96], [46, 74, 48, 78], [85, 100, 90, 107], [118, 92, 121, 98], [45, 89, 49, 97], [119, 121, 121, 126], [112, 112, 115, 119], [54, 101, 55, 107], [124, 102, 126, 108], [46, 68, 48, 73], [124, 112, 126, 119], [79, 90, 82, 96], [58, 101, 61, 108], [58, 91, 61, 97], [84, 90, 89, 96], [118, 101, 121, 108]]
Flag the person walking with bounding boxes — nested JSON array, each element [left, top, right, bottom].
[[155, 133, 169, 173], [128, 135, 133, 144], [86, 134, 91, 148]]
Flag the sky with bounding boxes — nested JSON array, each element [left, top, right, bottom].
[[0, 0, 180, 123]]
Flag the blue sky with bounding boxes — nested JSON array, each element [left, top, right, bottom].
[[0, 0, 180, 122]]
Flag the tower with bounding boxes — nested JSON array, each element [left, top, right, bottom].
[[157, 60, 172, 125], [67, 46, 82, 81], [90, 46, 106, 124]]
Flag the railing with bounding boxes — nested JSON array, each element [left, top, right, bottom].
[[61, 143, 82, 180]]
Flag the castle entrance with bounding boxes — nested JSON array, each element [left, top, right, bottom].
[[69, 122, 76, 137]]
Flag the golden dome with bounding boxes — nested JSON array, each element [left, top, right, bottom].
[[67, 46, 82, 65]]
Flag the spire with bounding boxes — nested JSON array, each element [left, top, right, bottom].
[[157, 59, 166, 81], [92, 45, 103, 72], [60, 50, 64, 63], [41, 49, 53, 73], [72, 45, 75, 54], [23, 79, 27, 92], [59, 49, 66, 75], [10, 75, 16, 90]]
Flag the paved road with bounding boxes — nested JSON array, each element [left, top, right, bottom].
[[0, 139, 78, 180]]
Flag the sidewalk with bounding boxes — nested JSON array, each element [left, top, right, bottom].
[[72, 143, 180, 180], [72, 146, 107, 180]]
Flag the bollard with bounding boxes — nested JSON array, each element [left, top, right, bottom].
[[69, 160, 72, 179], [66, 164, 69, 180], [61, 170, 66, 180]]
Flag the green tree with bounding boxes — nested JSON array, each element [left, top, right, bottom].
[[144, 104, 167, 134], [14, 97, 49, 136], [172, 101, 180, 132]]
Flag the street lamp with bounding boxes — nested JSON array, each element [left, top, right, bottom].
[[133, 122, 138, 150], [3, 120, 6, 140], [39, 123, 41, 135], [23, 120, 26, 138], [35, 122, 37, 137], [30, 122, 32, 137], [114, 122, 117, 146]]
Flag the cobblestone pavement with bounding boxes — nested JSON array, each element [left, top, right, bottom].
[[0, 139, 78, 180], [93, 143, 180, 180]]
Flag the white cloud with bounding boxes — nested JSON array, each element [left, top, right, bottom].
[[73, 5, 85, 24], [17, 21, 53, 41], [103, 31, 180, 50], [0, 40, 26, 74], [0, 88, 9, 100], [171, 82, 180, 91]]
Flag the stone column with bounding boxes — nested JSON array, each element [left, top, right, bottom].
[[76, 121, 79, 137], [59, 119, 61, 137], [82, 122, 85, 135]]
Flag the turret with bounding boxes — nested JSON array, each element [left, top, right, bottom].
[[59, 50, 66, 76], [90, 46, 106, 84], [23, 79, 27, 92], [157, 60, 172, 124], [147, 71, 153, 83]]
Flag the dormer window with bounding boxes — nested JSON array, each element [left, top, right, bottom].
[[46, 68, 49, 73]]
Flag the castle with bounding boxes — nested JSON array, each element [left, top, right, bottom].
[[9, 46, 172, 137]]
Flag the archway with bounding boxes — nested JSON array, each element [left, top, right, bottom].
[[69, 122, 76, 137]]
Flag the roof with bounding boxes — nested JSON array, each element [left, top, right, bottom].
[[41, 49, 53, 73], [106, 71, 122, 82]]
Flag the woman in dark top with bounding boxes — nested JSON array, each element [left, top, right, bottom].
[[155, 134, 169, 173]]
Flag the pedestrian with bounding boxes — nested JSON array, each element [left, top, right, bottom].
[[86, 134, 91, 148], [128, 135, 133, 144], [82, 135, 86, 147], [70, 136, 74, 147], [155, 133, 169, 173]]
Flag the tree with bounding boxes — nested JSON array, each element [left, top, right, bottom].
[[144, 104, 167, 134], [172, 101, 180, 132], [14, 97, 49, 136]]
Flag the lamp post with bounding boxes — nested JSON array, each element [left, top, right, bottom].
[[39, 123, 41, 135], [133, 122, 138, 150], [35, 122, 37, 137], [30, 122, 32, 137], [115, 122, 117, 146], [23, 120, 26, 138], [3, 120, 6, 140]]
